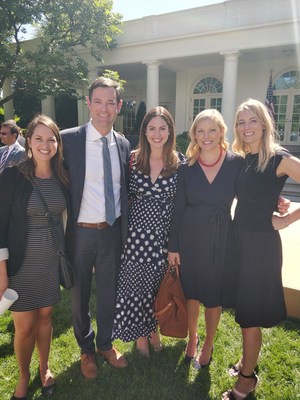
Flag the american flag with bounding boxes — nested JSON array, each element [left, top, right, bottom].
[[265, 73, 276, 120]]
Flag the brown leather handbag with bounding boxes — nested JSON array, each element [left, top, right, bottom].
[[154, 265, 188, 338]]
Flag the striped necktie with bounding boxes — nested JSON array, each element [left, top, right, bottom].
[[100, 136, 116, 225], [0, 146, 9, 174]]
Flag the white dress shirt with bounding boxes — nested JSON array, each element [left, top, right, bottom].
[[77, 122, 121, 223]]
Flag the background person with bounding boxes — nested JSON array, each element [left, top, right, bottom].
[[0, 115, 70, 399], [60, 76, 130, 378], [0, 120, 25, 174], [113, 107, 183, 357], [222, 98, 300, 400]]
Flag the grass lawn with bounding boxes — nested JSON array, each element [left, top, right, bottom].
[[1, 283, 299, 400]]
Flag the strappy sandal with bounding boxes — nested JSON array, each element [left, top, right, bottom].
[[222, 370, 259, 399], [228, 360, 242, 377]]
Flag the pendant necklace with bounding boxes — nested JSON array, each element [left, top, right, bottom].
[[198, 146, 223, 167], [245, 154, 258, 173]]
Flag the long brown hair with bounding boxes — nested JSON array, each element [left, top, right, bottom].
[[19, 114, 69, 186], [135, 107, 180, 177]]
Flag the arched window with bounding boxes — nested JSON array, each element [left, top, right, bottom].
[[192, 77, 223, 120], [273, 70, 300, 145]]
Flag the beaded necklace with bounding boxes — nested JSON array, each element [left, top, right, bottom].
[[198, 146, 223, 168]]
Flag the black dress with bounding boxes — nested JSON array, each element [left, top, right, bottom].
[[113, 162, 179, 341], [168, 152, 243, 308], [9, 177, 66, 311], [230, 150, 291, 328]]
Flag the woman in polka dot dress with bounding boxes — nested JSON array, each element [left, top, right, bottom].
[[113, 107, 184, 357]]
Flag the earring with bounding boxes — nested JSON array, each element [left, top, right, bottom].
[[28, 148, 32, 159]]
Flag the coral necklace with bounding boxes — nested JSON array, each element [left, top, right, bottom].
[[198, 146, 223, 167]]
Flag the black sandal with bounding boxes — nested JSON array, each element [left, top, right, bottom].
[[222, 370, 259, 399]]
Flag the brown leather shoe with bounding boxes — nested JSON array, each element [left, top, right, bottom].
[[98, 347, 128, 368], [80, 353, 98, 379]]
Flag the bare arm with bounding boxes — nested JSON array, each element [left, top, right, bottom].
[[272, 207, 300, 230], [277, 155, 300, 183]]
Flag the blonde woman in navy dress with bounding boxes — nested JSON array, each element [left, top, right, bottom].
[[0, 115, 69, 400], [222, 99, 300, 400], [168, 109, 243, 368], [113, 107, 183, 357]]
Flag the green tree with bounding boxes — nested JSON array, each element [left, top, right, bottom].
[[134, 101, 146, 134], [0, 0, 122, 107]]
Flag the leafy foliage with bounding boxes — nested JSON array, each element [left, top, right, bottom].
[[0, 0, 122, 107], [102, 69, 126, 90], [176, 131, 189, 155], [134, 101, 146, 134]]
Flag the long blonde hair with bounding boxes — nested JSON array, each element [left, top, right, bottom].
[[135, 107, 180, 177], [232, 98, 282, 172], [186, 109, 229, 166]]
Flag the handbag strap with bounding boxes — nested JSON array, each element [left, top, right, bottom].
[[32, 180, 64, 256]]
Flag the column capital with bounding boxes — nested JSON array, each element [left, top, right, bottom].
[[220, 51, 240, 60], [142, 60, 161, 68]]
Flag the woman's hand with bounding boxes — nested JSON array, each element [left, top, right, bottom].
[[168, 252, 180, 267], [277, 196, 290, 215], [272, 214, 290, 231]]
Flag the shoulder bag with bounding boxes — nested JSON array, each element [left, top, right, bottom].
[[154, 265, 188, 338], [32, 181, 73, 289]]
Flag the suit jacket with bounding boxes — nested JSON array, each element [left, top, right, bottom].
[[60, 124, 130, 252], [0, 166, 71, 276], [0, 141, 25, 173]]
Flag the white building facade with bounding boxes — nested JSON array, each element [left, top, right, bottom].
[[3, 0, 300, 152], [81, 0, 300, 146]]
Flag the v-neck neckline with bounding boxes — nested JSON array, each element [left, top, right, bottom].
[[149, 169, 163, 185], [197, 152, 227, 185]]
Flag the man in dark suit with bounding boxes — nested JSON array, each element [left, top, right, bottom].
[[0, 120, 25, 174], [61, 77, 130, 379]]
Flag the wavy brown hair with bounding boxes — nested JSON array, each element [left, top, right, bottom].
[[232, 98, 282, 172], [134, 107, 180, 177], [19, 114, 69, 187], [186, 109, 229, 166]]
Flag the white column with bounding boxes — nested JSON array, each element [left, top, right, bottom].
[[3, 78, 14, 120], [221, 52, 240, 144], [41, 96, 55, 119], [143, 61, 160, 110]]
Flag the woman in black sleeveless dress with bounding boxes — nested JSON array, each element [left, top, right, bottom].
[[222, 99, 300, 400]]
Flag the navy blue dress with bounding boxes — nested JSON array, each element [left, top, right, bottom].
[[168, 151, 243, 307]]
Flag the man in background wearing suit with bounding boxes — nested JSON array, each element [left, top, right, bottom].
[[0, 120, 25, 174], [61, 77, 130, 379]]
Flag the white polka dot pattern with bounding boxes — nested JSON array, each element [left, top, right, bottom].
[[113, 164, 179, 341]]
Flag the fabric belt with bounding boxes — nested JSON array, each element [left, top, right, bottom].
[[77, 222, 109, 230]]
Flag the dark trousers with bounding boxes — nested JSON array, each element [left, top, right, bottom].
[[71, 218, 122, 353]]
